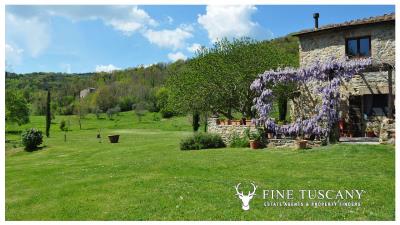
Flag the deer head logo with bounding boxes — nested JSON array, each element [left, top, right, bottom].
[[234, 183, 257, 211]]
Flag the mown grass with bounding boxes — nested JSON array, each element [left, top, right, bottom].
[[5, 112, 395, 220]]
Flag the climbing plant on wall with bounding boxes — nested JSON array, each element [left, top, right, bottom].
[[250, 57, 372, 140]]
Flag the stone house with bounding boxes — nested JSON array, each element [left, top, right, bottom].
[[292, 13, 395, 138], [80, 87, 96, 99]]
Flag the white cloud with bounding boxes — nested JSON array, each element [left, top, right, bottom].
[[6, 12, 50, 57], [46, 6, 157, 35], [143, 26, 193, 50], [95, 64, 121, 73], [167, 52, 187, 62], [166, 16, 174, 24], [198, 5, 261, 42], [5, 43, 24, 66], [7, 6, 158, 37], [187, 43, 201, 53]]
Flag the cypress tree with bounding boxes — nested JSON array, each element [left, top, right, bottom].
[[46, 88, 51, 137]]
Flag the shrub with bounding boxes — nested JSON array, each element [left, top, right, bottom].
[[119, 96, 136, 112], [180, 132, 225, 150], [21, 128, 43, 151], [94, 107, 103, 119], [230, 134, 249, 148], [106, 106, 121, 119], [59, 120, 67, 131]]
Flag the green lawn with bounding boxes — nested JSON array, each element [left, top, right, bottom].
[[5, 112, 395, 220]]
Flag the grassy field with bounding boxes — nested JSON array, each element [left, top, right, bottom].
[[5, 112, 395, 220]]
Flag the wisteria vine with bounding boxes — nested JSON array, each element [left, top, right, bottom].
[[250, 57, 372, 139]]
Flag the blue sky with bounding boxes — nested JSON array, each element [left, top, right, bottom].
[[5, 5, 394, 74]]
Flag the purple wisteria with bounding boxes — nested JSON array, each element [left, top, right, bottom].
[[250, 57, 371, 138]]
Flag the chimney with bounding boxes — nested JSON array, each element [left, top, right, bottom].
[[313, 13, 319, 29]]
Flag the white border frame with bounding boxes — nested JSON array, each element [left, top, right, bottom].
[[1, 1, 398, 224]]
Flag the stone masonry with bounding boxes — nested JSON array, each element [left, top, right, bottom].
[[207, 117, 256, 145], [291, 16, 395, 141]]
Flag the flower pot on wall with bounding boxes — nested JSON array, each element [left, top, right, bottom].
[[108, 134, 120, 143]]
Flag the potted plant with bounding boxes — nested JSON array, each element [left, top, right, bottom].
[[365, 127, 375, 137], [249, 130, 262, 149], [348, 131, 353, 138], [108, 134, 120, 143], [295, 139, 308, 149], [296, 123, 308, 149]]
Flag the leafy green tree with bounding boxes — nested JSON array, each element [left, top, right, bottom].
[[156, 87, 175, 118], [92, 85, 118, 111], [5, 90, 30, 125], [166, 37, 299, 122]]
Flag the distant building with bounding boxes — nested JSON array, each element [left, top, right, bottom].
[[80, 87, 96, 98]]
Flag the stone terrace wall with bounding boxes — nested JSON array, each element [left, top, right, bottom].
[[379, 118, 395, 144], [207, 117, 256, 145]]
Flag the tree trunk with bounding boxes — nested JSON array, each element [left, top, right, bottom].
[[192, 112, 200, 132], [45, 89, 51, 138], [203, 113, 208, 132]]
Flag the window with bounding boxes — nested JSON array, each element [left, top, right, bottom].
[[363, 94, 393, 117], [345, 36, 371, 58]]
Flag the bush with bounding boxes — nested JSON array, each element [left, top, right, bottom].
[[180, 132, 225, 150], [119, 96, 136, 112], [106, 106, 121, 119], [230, 134, 249, 148], [21, 128, 43, 151], [60, 120, 67, 131]]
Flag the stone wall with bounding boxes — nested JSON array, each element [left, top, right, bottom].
[[207, 117, 256, 145], [379, 118, 395, 144], [299, 22, 395, 67]]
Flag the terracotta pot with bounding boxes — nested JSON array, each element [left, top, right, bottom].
[[366, 131, 375, 137], [267, 133, 274, 139], [108, 134, 120, 143], [249, 140, 259, 149], [296, 140, 307, 149]]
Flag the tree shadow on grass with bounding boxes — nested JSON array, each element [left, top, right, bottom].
[[26, 145, 48, 152]]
